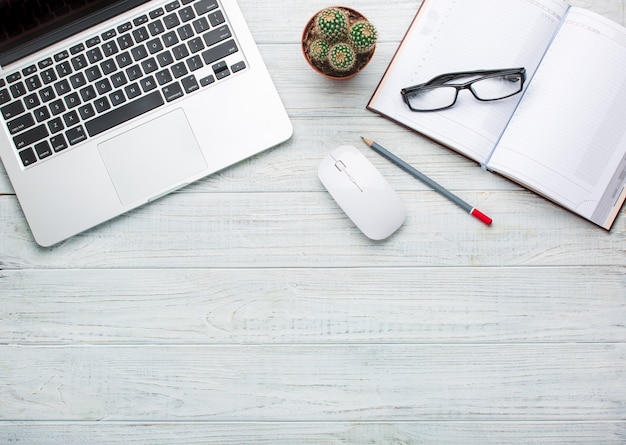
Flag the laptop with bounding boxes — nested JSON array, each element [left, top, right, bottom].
[[0, 0, 293, 246]]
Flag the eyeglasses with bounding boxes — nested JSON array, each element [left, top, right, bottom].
[[401, 68, 526, 112]]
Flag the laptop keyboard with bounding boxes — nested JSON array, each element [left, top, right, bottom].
[[0, 0, 247, 168]]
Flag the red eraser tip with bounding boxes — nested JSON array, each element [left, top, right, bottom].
[[470, 208, 493, 226]]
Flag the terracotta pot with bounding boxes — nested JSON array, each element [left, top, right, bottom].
[[301, 6, 376, 80]]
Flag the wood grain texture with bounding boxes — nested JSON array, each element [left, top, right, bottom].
[[1, 267, 624, 344], [1, 344, 625, 421], [0, 0, 625, 443]]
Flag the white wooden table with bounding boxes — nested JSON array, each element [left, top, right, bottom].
[[1, 0, 625, 443]]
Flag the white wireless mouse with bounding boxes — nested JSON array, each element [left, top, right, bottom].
[[318, 145, 406, 240]]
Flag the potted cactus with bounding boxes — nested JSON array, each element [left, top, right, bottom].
[[302, 6, 377, 79]]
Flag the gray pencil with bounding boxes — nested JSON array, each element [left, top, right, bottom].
[[361, 137, 492, 226]]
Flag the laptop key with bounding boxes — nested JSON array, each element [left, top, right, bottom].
[[40, 86, 56, 103], [140, 76, 157, 92], [150, 8, 165, 19], [194, 0, 218, 14], [165, 1, 181, 12], [131, 45, 149, 61], [78, 104, 96, 120], [50, 134, 68, 152], [193, 17, 209, 33], [208, 10, 225, 27], [133, 15, 149, 26], [200, 75, 215, 86], [49, 99, 66, 116], [142, 58, 159, 74], [118, 34, 134, 50], [116, 51, 133, 68], [164, 13, 180, 29], [70, 43, 85, 55], [25, 75, 42, 91], [70, 72, 87, 89], [0, 89, 11, 105], [39, 58, 54, 69], [24, 93, 40, 109], [148, 20, 165, 36], [34, 106, 51, 122], [186, 55, 203, 72], [133, 26, 150, 43], [7, 72, 22, 83], [181, 75, 199, 93], [54, 50, 69, 62], [178, 24, 194, 40], [10, 82, 27, 98], [127, 65, 143, 81], [56, 61, 72, 78], [156, 69, 173, 85], [48, 117, 65, 134], [13, 124, 48, 150], [34, 140, 53, 159], [162, 81, 183, 102], [125, 83, 141, 99], [204, 25, 231, 47], [86, 48, 104, 64], [71, 54, 88, 71], [101, 59, 117, 75], [80, 85, 97, 102], [102, 41, 119, 57], [66, 125, 87, 145], [54, 79, 71, 96], [22, 65, 37, 76], [117, 22, 132, 34], [147, 38, 164, 54], [7, 113, 35, 134], [63, 111, 79, 127], [231, 61, 246, 73], [202, 39, 238, 65], [179, 6, 195, 22], [1, 100, 25, 119], [19, 147, 38, 166], [41, 69, 57, 84], [171, 62, 188, 78], [86, 36, 101, 48], [163, 31, 179, 47], [109, 90, 126, 106], [102, 29, 117, 40], [94, 97, 111, 113], [85, 91, 164, 137]]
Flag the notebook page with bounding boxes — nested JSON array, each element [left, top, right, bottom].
[[488, 8, 626, 228], [368, 0, 568, 164]]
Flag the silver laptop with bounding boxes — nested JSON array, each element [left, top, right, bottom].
[[0, 0, 292, 246]]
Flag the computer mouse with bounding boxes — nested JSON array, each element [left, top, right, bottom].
[[318, 145, 406, 240]]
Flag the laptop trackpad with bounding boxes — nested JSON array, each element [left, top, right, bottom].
[[99, 108, 207, 205]]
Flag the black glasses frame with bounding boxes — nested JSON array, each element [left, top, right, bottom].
[[401, 67, 527, 112]]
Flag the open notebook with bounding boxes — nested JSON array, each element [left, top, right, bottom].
[[368, 0, 626, 229]]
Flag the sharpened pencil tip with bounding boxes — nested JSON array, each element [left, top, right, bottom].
[[361, 137, 373, 147]]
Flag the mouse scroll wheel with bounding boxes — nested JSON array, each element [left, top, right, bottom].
[[334, 160, 347, 172]]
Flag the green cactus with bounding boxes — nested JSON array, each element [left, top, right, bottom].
[[309, 39, 329, 61], [305, 7, 377, 76], [315, 7, 349, 43], [350, 21, 378, 53], [329, 43, 356, 72]]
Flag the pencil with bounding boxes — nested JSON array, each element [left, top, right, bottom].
[[361, 137, 492, 226]]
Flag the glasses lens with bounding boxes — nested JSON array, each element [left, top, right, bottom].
[[404, 86, 457, 111], [471, 73, 523, 100]]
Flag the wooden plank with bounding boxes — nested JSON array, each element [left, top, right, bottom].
[[0, 344, 624, 421], [1, 191, 624, 268], [1, 267, 624, 344], [2, 421, 625, 444]]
